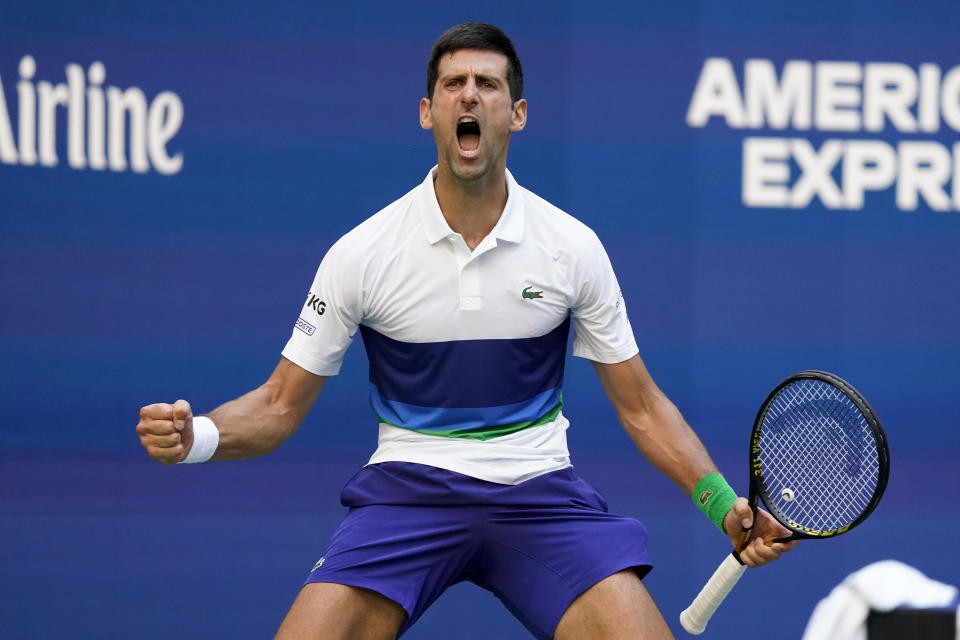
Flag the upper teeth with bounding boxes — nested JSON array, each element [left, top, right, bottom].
[[459, 117, 477, 123]]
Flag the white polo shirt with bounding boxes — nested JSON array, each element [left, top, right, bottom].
[[282, 168, 638, 484]]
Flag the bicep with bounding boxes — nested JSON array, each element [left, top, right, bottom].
[[264, 357, 328, 417], [590, 354, 663, 417]]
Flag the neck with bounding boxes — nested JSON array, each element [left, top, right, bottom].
[[433, 166, 508, 251]]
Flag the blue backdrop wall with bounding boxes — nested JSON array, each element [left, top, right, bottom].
[[2, 2, 958, 638]]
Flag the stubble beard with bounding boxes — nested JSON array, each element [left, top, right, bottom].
[[439, 134, 509, 192]]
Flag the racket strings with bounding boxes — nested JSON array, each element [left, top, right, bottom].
[[765, 385, 878, 527], [770, 390, 877, 527], [756, 379, 880, 533]]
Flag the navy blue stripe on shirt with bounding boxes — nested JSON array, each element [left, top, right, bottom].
[[359, 316, 570, 409]]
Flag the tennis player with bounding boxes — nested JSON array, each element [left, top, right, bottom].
[[136, 22, 796, 639]]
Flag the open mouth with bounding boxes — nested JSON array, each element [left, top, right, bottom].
[[456, 117, 481, 154]]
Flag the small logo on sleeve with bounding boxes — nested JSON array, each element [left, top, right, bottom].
[[306, 293, 327, 316], [522, 285, 543, 300], [295, 317, 316, 336], [311, 557, 325, 571]]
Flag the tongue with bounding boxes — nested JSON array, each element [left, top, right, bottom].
[[459, 133, 480, 152]]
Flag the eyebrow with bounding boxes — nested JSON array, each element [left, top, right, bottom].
[[441, 71, 503, 85]]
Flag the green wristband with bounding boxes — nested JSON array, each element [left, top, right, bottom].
[[692, 472, 737, 534]]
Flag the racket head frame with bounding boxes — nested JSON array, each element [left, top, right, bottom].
[[747, 370, 889, 544]]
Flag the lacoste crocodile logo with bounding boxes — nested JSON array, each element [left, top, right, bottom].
[[522, 286, 544, 300]]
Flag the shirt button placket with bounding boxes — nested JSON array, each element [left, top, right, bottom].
[[452, 236, 482, 311]]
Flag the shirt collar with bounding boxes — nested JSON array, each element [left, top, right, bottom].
[[419, 166, 525, 246]]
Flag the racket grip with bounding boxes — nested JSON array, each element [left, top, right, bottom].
[[679, 552, 747, 635]]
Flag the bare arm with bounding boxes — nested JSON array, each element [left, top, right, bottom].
[[206, 357, 327, 460], [137, 357, 327, 464], [591, 354, 716, 494], [592, 354, 796, 565]]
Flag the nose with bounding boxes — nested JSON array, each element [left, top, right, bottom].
[[460, 78, 479, 105]]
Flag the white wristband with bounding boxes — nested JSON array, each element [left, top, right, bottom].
[[179, 415, 219, 464]]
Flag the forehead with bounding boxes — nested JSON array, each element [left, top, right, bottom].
[[436, 48, 510, 79]]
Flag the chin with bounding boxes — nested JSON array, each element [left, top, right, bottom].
[[445, 156, 487, 181]]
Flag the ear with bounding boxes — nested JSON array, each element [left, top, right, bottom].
[[510, 98, 527, 132], [420, 97, 433, 130]]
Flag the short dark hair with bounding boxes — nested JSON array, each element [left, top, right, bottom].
[[426, 22, 524, 102]]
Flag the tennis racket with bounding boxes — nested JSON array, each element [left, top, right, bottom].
[[679, 370, 889, 635]]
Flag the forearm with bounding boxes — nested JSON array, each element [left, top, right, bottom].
[[592, 356, 718, 494], [617, 391, 718, 494], [203, 387, 300, 460], [203, 359, 325, 461]]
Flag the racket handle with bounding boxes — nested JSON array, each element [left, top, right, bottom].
[[679, 552, 747, 635]]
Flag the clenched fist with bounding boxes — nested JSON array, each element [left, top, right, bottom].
[[136, 399, 195, 465]]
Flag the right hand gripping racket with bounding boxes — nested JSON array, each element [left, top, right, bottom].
[[679, 370, 889, 635]]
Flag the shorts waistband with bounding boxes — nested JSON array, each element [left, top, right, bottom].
[[341, 461, 607, 511]]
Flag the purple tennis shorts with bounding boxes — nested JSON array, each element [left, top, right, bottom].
[[303, 462, 652, 639]]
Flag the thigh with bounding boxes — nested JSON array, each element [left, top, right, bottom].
[[473, 472, 652, 639], [554, 570, 674, 640], [305, 504, 480, 633], [275, 581, 406, 640]]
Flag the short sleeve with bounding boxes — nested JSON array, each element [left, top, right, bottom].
[[569, 234, 639, 363], [281, 239, 363, 376]]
